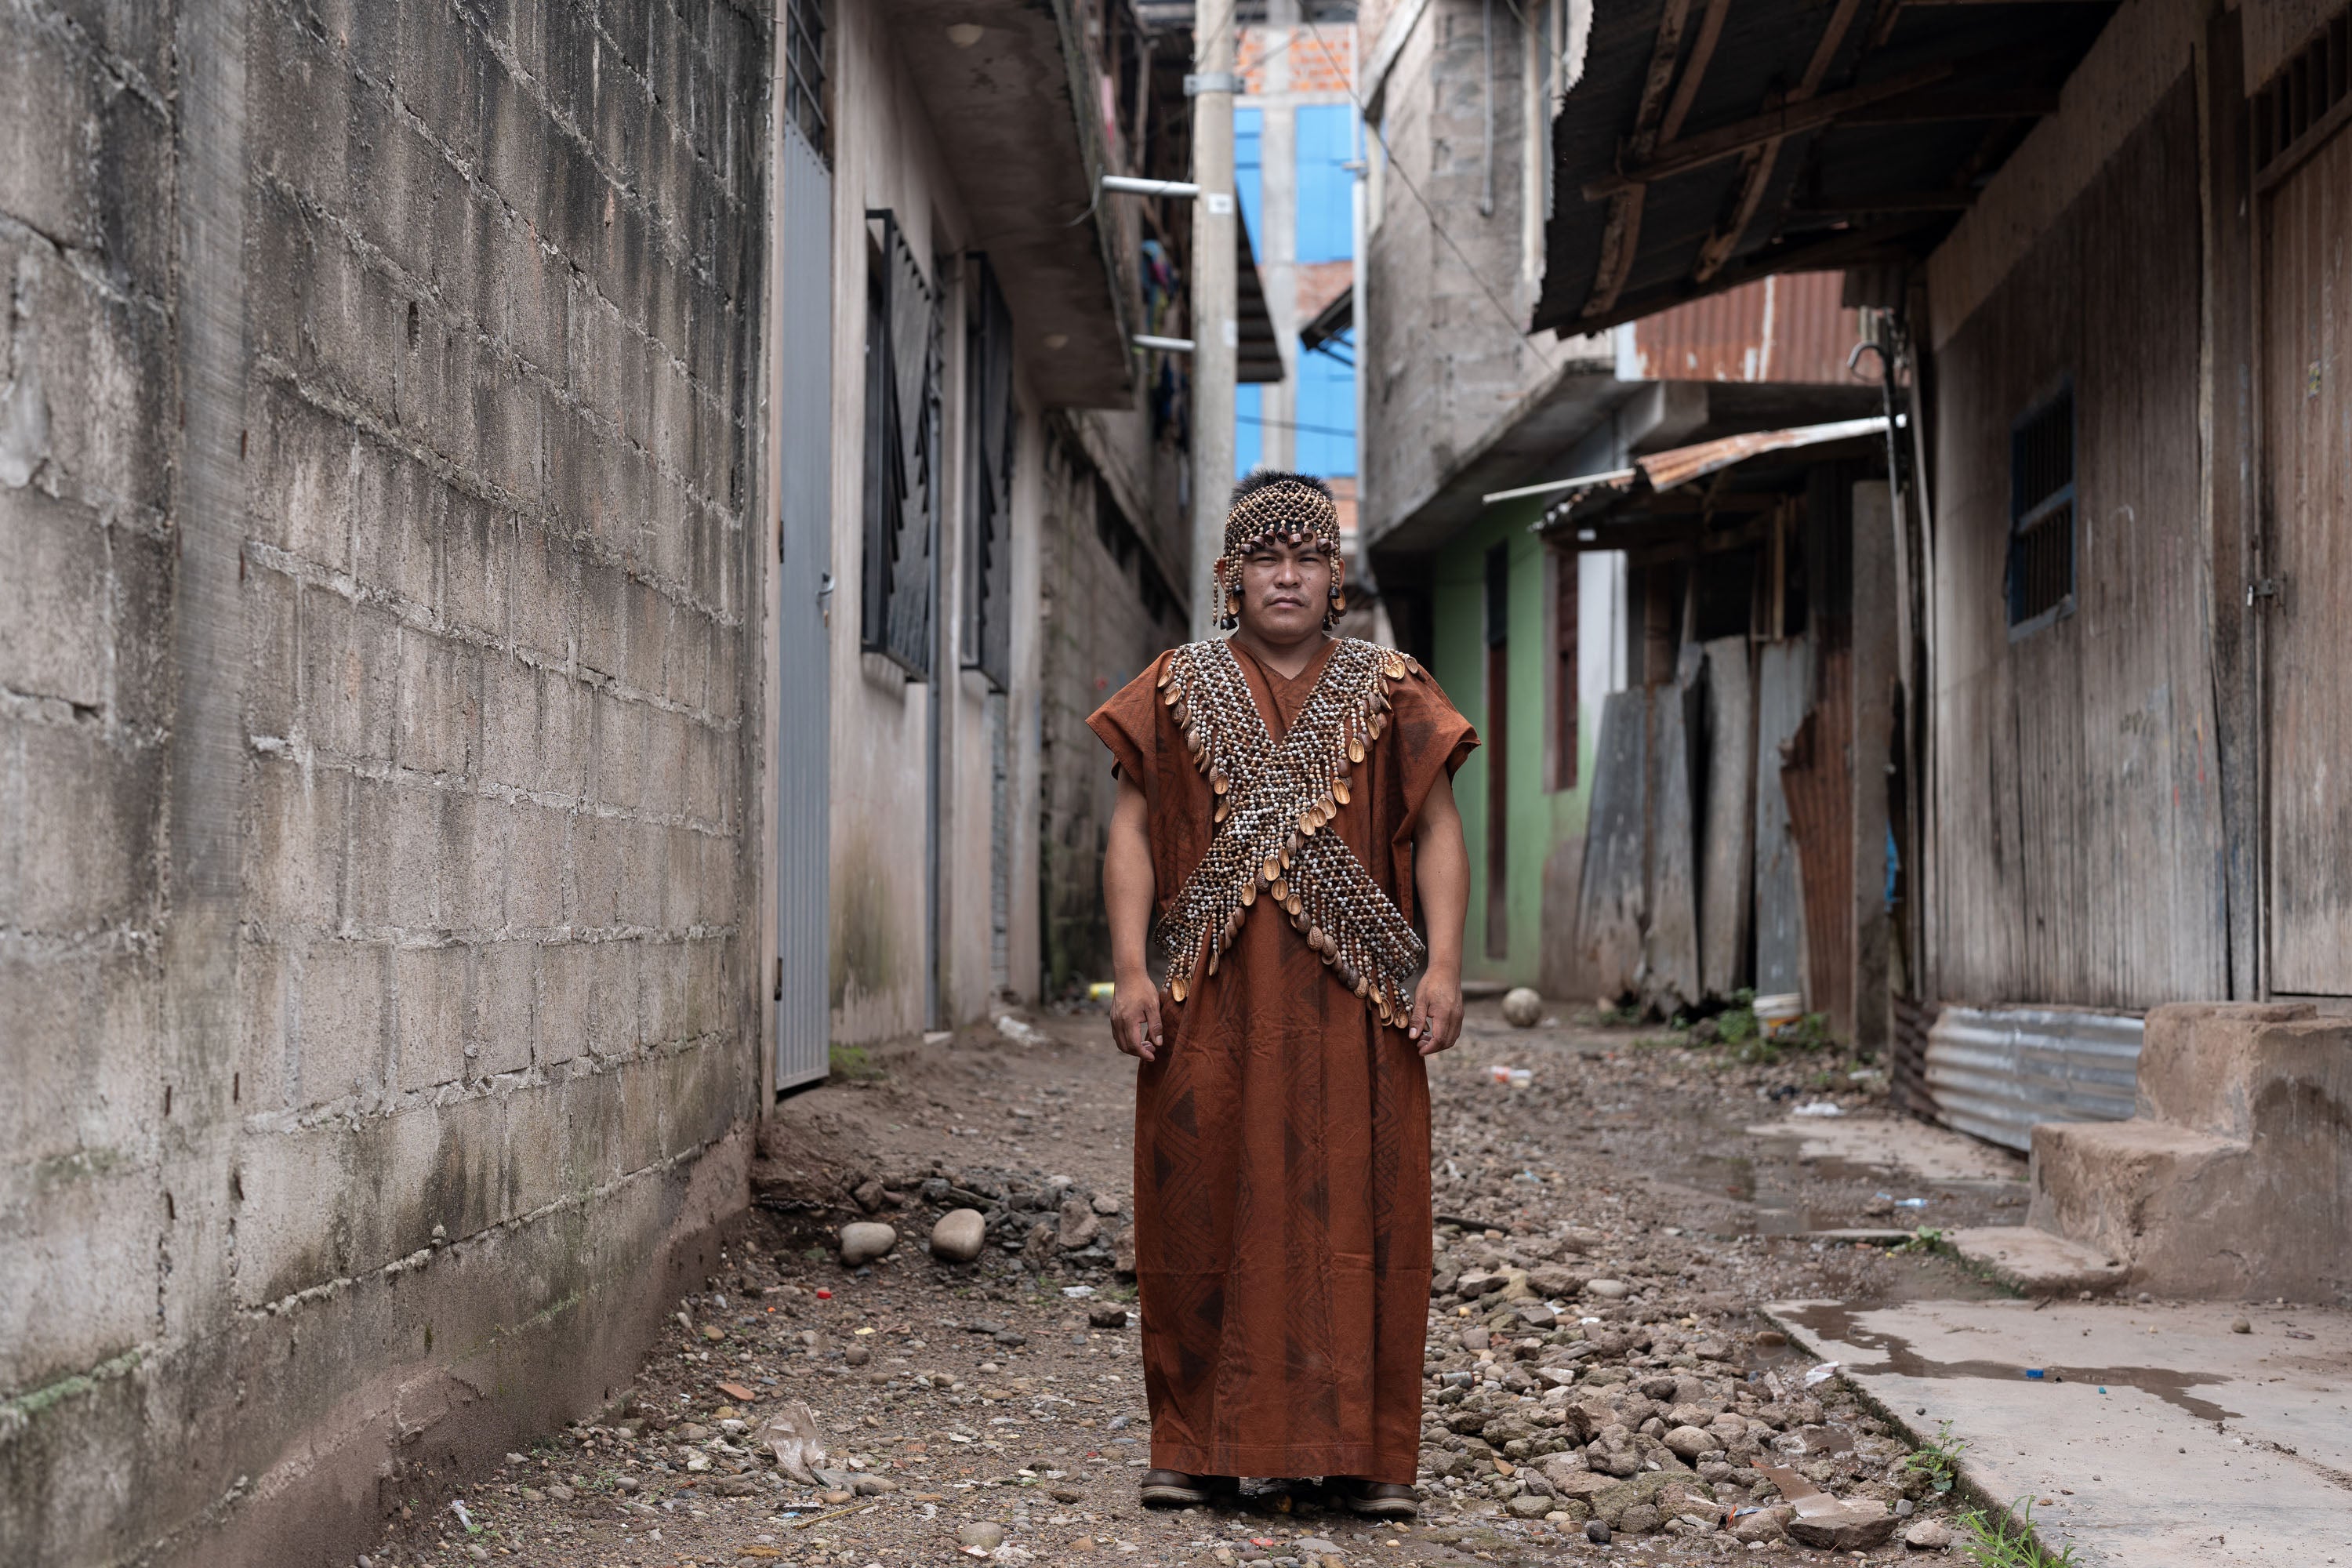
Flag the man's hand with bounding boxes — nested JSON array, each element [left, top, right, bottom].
[[1111, 975, 1163, 1063], [1409, 971, 1464, 1057]]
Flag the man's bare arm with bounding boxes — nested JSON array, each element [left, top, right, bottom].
[[1105, 773, 1163, 1062], [1409, 767, 1468, 1056]]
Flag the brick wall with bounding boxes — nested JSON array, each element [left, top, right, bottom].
[[0, 2, 769, 1563]]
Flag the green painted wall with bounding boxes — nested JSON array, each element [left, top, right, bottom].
[[1427, 501, 1599, 989]]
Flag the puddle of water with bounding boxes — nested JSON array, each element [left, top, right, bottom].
[[1777, 1301, 2245, 1425]]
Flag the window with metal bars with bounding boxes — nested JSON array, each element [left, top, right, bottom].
[[2007, 386, 2074, 633], [862, 212, 938, 677], [2252, 4, 2350, 187], [963, 256, 1016, 690], [783, 0, 828, 162]]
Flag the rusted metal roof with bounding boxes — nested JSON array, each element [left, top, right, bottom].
[[1637, 414, 1889, 492], [1621, 272, 1859, 383], [1508, 414, 1889, 524], [1533, 0, 2121, 336]]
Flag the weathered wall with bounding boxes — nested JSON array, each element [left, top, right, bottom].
[[1036, 430, 1188, 996], [1926, 71, 2229, 1011], [0, 2, 769, 1563], [823, 7, 1067, 1040], [1361, 0, 1561, 541]]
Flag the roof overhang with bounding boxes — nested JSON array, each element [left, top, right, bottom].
[[1533, 0, 2122, 336], [1363, 366, 1882, 563], [885, 0, 1137, 407], [1536, 416, 1895, 558]]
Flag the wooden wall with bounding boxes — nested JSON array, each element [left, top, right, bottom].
[[1927, 71, 2231, 1009]]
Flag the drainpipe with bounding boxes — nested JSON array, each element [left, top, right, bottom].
[[1481, 0, 1497, 217]]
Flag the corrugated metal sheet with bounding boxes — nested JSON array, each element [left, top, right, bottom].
[[1779, 647, 1851, 1025], [1625, 273, 1860, 384], [1925, 1006, 2143, 1152], [775, 118, 833, 1093], [1639, 416, 1888, 493]]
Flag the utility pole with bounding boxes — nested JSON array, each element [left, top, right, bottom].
[[1188, 2, 1239, 641]]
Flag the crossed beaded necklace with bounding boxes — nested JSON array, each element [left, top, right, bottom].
[[1154, 635, 1430, 1028]]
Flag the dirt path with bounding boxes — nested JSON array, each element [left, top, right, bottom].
[[365, 1002, 2025, 1568]]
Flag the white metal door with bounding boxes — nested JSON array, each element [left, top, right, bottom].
[[775, 114, 833, 1089]]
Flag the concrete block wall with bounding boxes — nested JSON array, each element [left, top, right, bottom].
[[1360, 0, 1555, 539], [0, 2, 770, 1563]]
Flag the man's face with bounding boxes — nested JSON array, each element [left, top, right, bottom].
[[1232, 536, 1341, 641]]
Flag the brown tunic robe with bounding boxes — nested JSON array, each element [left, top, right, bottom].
[[1087, 637, 1476, 1483]]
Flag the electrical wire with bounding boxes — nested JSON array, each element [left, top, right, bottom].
[[1298, 12, 1561, 374]]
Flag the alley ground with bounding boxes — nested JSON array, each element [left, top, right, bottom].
[[363, 1003, 2169, 1568]]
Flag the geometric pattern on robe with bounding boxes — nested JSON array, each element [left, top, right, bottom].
[[1088, 637, 1476, 1482]]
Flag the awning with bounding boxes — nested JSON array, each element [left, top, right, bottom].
[[1299, 283, 1352, 358], [1533, 0, 2121, 335], [1532, 415, 1893, 539]]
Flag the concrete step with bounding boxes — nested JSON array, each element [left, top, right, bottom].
[[1946, 1224, 2127, 1294]]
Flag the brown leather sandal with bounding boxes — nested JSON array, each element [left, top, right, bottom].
[[1138, 1469, 1239, 1508], [1333, 1478, 1420, 1519]]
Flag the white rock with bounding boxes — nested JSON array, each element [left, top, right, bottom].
[[1501, 987, 1544, 1027], [957, 1522, 1007, 1549], [1904, 1519, 1954, 1550], [840, 1221, 898, 1265], [1584, 1278, 1630, 1299], [931, 1209, 986, 1263]]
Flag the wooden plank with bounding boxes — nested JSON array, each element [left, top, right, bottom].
[[2263, 118, 2352, 993], [2206, 7, 2259, 997], [1781, 648, 1854, 1033], [1586, 0, 1700, 318], [1644, 684, 1702, 1011], [1698, 637, 1756, 999], [1582, 60, 1953, 200], [1574, 691, 1650, 999], [1696, 0, 1868, 282], [1754, 640, 1809, 998]]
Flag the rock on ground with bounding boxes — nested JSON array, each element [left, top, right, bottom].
[[839, 1221, 897, 1265], [929, 1208, 985, 1262]]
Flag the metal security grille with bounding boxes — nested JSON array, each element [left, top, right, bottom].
[[964, 256, 1016, 690], [2252, 5, 2350, 188], [2008, 387, 2074, 632], [861, 212, 938, 677], [782, 0, 828, 162], [775, 114, 833, 1093]]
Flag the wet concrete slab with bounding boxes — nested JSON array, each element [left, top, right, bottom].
[[1744, 1112, 2028, 1184], [1766, 1296, 2352, 1566]]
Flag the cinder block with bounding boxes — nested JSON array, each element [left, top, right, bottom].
[[236, 940, 295, 1112], [533, 668, 589, 798], [569, 813, 625, 931], [590, 691, 647, 811], [0, 17, 96, 250], [643, 705, 687, 814], [293, 938, 389, 1105], [245, 561, 301, 740], [440, 491, 511, 640], [299, 587, 399, 763], [0, 949, 96, 1166], [637, 938, 690, 1046], [510, 519, 576, 665], [5, 721, 156, 934], [470, 940, 535, 1076], [500, 1075, 583, 1214], [0, 1162, 158, 1394], [0, 485, 110, 708], [27, 244, 174, 513], [502, 801, 568, 928], [250, 380, 354, 569], [585, 938, 638, 1057], [344, 775, 437, 930], [108, 524, 174, 736], [394, 631, 479, 779], [352, 436, 441, 609], [535, 941, 593, 1067], [394, 944, 472, 1091], [246, 760, 347, 928], [249, 0, 352, 204], [576, 555, 626, 679], [477, 653, 540, 793]]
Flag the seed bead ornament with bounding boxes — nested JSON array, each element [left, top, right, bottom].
[[1152, 635, 1431, 1028], [1214, 476, 1349, 630]]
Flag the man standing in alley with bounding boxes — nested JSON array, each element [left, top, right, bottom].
[[1088, 471, 1475, 1519]]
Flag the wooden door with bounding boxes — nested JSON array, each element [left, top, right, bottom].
[[2263, 120, 2352, 995]]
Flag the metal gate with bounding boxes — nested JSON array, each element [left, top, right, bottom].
[[775, 112, 833, 1090]]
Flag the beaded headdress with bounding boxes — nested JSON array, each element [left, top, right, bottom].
[[1216, 474, 1346, 630]]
